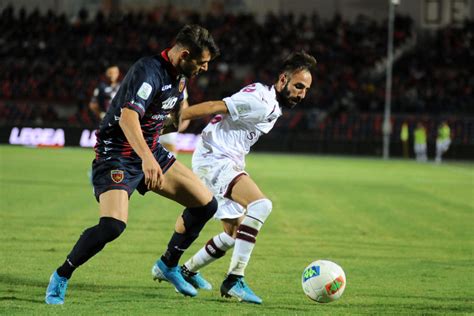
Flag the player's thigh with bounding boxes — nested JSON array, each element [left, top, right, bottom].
[[228, 175, 266, 208], [153, 160, 213, 208], [99, 190, 129, 223]]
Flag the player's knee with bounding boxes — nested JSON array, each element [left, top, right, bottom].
[[200, 197, 218, 220], [98, 217, 126, 243], [182, 197, 218, 234], [223, 222, 239, 238], [247, 198, 272, 223]]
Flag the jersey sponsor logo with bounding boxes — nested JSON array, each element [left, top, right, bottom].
[[247, 132, 256, 140], [111, 170, 124, 183], [161, 84, 172, 91], [162, 96, 178, 110], [137, 82, 153, 100], [178, 77, 186, 93], [151, 113, 168, 120]]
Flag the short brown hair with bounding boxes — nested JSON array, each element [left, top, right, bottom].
[[279, 51, 317, 76], [175, 24, 220, 60]]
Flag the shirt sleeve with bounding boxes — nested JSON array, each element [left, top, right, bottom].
[[123, 60, 160, 118], [223, 85, 268, 123]]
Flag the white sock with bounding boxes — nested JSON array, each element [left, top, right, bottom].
[[184, 232, 234, 272], [228, 199, 272, 276]]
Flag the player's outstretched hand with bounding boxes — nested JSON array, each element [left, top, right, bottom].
[[142, 155, 164, 190]]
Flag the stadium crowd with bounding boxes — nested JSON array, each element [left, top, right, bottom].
[[0, 5, 472, 146]]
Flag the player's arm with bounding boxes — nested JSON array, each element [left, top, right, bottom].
[[119, 108, 163, 190], [180, 100, 228, 121], [89, 87, 101, 118], [161, 98, 191, 134], [89, 101, 102, 118], [89, 87, 106, 119], [178, 98, 190, 132]]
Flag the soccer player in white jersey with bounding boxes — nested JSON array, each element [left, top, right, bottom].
[[179, 51, 317, 304]]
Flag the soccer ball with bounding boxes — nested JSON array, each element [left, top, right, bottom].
[[301, 260, 346, 303]]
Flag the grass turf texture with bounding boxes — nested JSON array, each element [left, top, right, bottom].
[[0, 145, 473, 315]]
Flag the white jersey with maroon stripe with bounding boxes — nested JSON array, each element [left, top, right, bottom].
[[198, 83, 282, 168], [192, 82, 282, 219]]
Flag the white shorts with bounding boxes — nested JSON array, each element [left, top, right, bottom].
[[436, 139, 451, 153], [192, 151, 247, 219], [414, 143, 427, 153]]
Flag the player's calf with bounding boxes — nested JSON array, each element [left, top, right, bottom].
[[228, 198, 272, 276], [57, 217, 126, 279], [45, 217, 126, 305], [160, 197, 218, 268], [181, 231, 235, 289]]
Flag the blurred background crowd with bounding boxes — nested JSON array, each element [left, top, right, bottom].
[[0, 1, 473, 157]]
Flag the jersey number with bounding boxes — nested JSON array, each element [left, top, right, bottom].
[[242, 84, 256, 93]]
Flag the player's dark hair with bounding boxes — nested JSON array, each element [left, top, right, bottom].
[[279, 51, 317, 76], [175, 24, 220, 60]]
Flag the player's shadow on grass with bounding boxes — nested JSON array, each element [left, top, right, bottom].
[[0, 273, 159, 303], [0, 296, 43, 304], [0, 273, 323, 308]]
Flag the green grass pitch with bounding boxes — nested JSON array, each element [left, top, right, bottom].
[[0, 145, 473, 315]]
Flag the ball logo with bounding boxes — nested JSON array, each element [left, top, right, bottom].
[[325, 276, 344, 295], [111, 170, 124, 183], [303, 265, 320, 282]]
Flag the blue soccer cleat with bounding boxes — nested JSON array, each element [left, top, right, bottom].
[[220, 276, 262, 304], [180, 265, 212, 290], [45, 271, 69, 305], [152, 259, 197, 297]]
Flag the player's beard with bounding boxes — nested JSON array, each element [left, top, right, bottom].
[[277, 82, 302, 109], [179, 60, 200, 78]]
